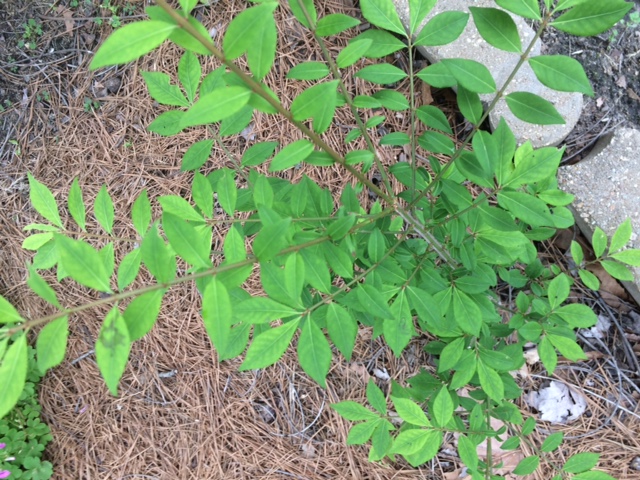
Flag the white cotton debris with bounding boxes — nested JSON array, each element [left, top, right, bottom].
[[526, 381, 587, 424], [581, 315, 612, 339], [373, 367, 390, 381]]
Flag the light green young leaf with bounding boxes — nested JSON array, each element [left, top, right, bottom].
[[432, 386, 454, 427], [541, 432, 564, 453], [457, 86, 483, 125], [141, 71, 189, 107], [90, 21, 176, 69], [392, 396, 430, 427], [241, 141, 278, 167], [355, 64, 407, 84], [415, 11, 469, 47], [529, 55, 594, 96], [408, 0, 436, 35], [28, 173, 62, 228], [579, 269, 600, 290], [356, 284, 393, 319], [181, 87, 252, 128], [240, 317, 300, 370], [269, 139, 314, 172], [22, 233, 54, 251], [384, 290, 414, 357], [563, 452, 601, 473], [315, 13, 360, 37], [298, 317, 332, 387], [253, 217, 292, 261], [477, 359, 504, 402], [68, 178, 86, 231], [286, 61, 330, 80], [95, 307, 131, 396], [505, 92, 565, 125], [332, 400, 379, 421], [0, 334, 28, 419], [366, 379, 387, 414], [288, 0, 317, 29], [600, 260, 634, 281], [148, 110, 185, 136], [26, 264, 59, 307], [548, 334, 587, 361], [284, 252, 305, 302], [360, 0, 406, 36], [178, 51, 201, 103], [132, 189, 151, 237], [192, 172, 214, 218], [551, 1, 632, 36], [56, 235, 112, 292], [36, 316, 68, 374], [201, 278, 232, 353], [336, 38, 373, 68], [495, 0, 541, 19], [217, 169, 237, 216], [609, 219, 633, 253], [291, 81, 339, 133], [353, 29, 406, 58], [470, 7, 521, 53], [179, 0, 198, 14], [548, 273, 570, 309], [390, 429, 430, 456], [162, 213, 212, 269], [592, 226, 608, 258], [141, 223, 176, 284], [117, 248, 141, 292], [513, 455, 540, 475], [441, 59, 496, 93], [347, 420, 379, 445], [326, 303, 358, 361], [610, 249, 640, 267], [95, 185, 115, 234], [539, 336, 558, 374]]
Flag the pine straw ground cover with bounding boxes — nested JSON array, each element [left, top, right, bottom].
[[0, 0, 639, 478]]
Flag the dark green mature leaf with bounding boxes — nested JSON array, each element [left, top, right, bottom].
[[287, 62, 330, 80], [132, 189, 151, 236], [141, 223, 176, 284], [356, 64, 407, 84], [90, 21, 176, 69], [392, 397, 430, 426], [201, 278, 232, 353], [36, 316, 68, 374], [432, 386, 454, 427], [27, 265, 60, 307], [316, 13, 361, 37], [141, 71, 189, 107], [95, 185, 115, 234], [240, 317, 300, 370], [477, 359, 504, 402], [495, 0, 540, 20], [0, 334, 28, 418], [357, 284, 393, 319], [96, 307, 131, 396], [326, 303, 358, 360], [68, 178, 86, 231], [438, 337, 465, 372], [288, 0, 317, 29], [56, 235, 112, 292], [181, 87, 251, 128], [551, 1, 633, 36], [253, 217, 291, 261], [148, 110, 185, 136], [415, 11, 469, 46], [337, 38, 373, 68], [360, 0, 406, 36], [123, 289, 164, 341], [28, 173, 62, 228], [235, 297, 300, 324], [269, 139, 314, 171], [298, 317, 332, 387], [406, 286, 442, 329], [470, 7, 521, 53], [380, 132, 410, 146], [441, 59, 496, 93], [514, 456, 540, 475], [291, 81, 339, 133], [416, 105, 452, 133], [529, 56, 594, 96], [452, 288, 482, 336], [505, 92, 565, 125], [162, 213, 212, 269], [457, 86, 483, 125]]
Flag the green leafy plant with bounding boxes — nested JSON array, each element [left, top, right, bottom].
[[1, 0, 638, 478], [18, 19, 43, 50], [0, 346, 53, 480]]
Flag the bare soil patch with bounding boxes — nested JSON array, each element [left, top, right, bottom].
[[1, 1, 639, 479]]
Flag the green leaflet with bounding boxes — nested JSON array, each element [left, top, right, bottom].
[[548, 273, 570, 309], [336, 38, 373, 68], [90, 21, 176, 69], [356, 284, 393, 319], [432, 386, 454, 427], [68, 178, 86, 231], [504, 146, 563, 187], [95, 307, 131, 396], [505, 92, 565, 125], [0, 334, 28, 418], [178, 51, 201, 103], [192, 172, 214, 218], [452, 288, 482, 336], [94, 185, 115, 234], [514, 456, 541, 475], [609, 218, 633, 253], [56, 235, 112, 293], [131, 189, 151, 236], [416, 105, 452, 133], [162, 213, 212, 269], [497, 190, 554, 227], [235, 296, 300, 324], [391, 397, 430, 427], [384, 290, 414, 357], [551, 1, 632, 36], [355, 63, 407, 84], [477, 358, 504, 402], [141, 223, 176, 284], [269, 139, 314, 172], [288, 0, 317, 29], [36, 316, 69, 374], [563, 452, 600, 474], [315, 13, 360, 37], [539, 336, 558, 374], [284, 252, 306, 302], [28, 173, 62, 228], [458, 435, 480, 471], [141, 71, 189, 107], [360, 0, 406, 36], [181, 87, 252, 128], [332, 400, 379, 421], [300, 248, 332, 293], [408, 0, 436, 35], [457, 86, 483, 125], [287, 61, 330, 81], [123, 289, 165, 341], [253, 217, 291, 261], [441, 59, 496, 93], [117, 248, 141, 292], [495, 0, 541, 20], [529, 55, 594, 96], [201, 278, 232, 353], [241, 141, 278, 167], [469, 7, 521, 53], [415, 11, 469, 47], [148, 110, 185, 136], [297, 316, 332, 387], [27, 265, 60, 307], [240, 317, 300, 370], [291, 81, 339, 134]]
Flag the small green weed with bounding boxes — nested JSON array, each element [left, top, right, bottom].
[[83, 97, 100, 112], [18, 19, 43, 50]]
